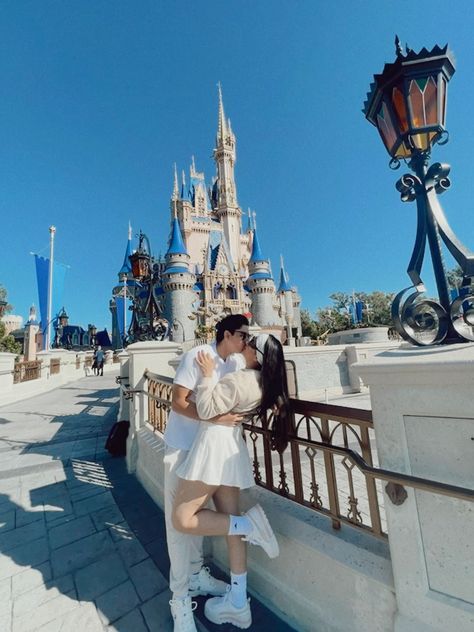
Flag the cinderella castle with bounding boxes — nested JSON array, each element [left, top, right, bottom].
[[110, 87, 302, 346]]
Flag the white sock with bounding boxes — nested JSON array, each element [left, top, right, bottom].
[[228, 514, 252, 536], [171, 594, 188, 602], [230, 572, 247, 608]]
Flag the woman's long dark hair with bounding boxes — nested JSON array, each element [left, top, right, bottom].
[[254, 335, 293, 453]]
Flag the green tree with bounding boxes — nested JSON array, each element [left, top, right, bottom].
[[0, 285, 22, 354], [446, 265, 473, 291], [313, 290, 395, 335]]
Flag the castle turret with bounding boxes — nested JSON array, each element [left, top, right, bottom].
[[277, 255, 295, 340], [246, 225, 279, 326], [213, 84, 242, 267], [110, 225, 134, 349], [24, 304, 39, 360], [277, 256, 302, 342], [162, 216, 196, 342]]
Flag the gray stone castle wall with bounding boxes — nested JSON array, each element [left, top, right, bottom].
[[163, 287, 196, 342]]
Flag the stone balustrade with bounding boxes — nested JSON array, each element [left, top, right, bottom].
[[0, 349, 120, 407]]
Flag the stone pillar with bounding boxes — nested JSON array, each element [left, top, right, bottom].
[[24, 323, 39, 361], [76, 351, 86, 375], [117, 350, 130, 423], [0, 352, 15, 396], [105, 350, 114, 365], [36, 351, 52, 380], [125, 341, 182, 473], [355, 344, 474, 632], [345, 345, 362, 392]]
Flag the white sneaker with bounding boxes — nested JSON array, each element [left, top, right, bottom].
[[242, 503, 279, 558], [205, 586, 252, 629], [169, 596, 197, 632], [188, 565, 228, 597]]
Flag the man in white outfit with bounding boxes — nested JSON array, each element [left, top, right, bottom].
[[164, 314, 250, 631]]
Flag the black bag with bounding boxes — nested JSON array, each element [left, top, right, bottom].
[[105, 420, 130, 456]]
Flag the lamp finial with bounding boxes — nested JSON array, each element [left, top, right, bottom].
[[395, 35, 404, 58]]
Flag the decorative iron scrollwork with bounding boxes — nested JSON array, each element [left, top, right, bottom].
[[392, 160, 474, 346], [391, 286, 449, 346]]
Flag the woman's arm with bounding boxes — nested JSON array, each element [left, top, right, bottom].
[[195, 374, 240, 420]]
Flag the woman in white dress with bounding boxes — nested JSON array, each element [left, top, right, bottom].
[[172, 333, 292, 629]]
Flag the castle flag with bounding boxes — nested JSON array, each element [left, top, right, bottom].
[[33, 255, 68, 332]]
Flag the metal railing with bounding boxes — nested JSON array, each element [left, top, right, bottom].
[[13, 360, 42, 384], [131, 371, 474, 540], [50, 358, 60, 375]]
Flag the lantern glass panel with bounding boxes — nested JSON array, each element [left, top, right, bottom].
[[376, 101, 398, 154], [408, 76, 438, 128], [392, 85, 409, 132], [440, 76, 447, 126]]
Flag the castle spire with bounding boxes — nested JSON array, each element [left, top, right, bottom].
[[246, 208, 253, 232], [217, 82, 227, 143], [167, 216, 187, 256], [249, 225, 265, 263], [277, 254, 291, 293], [172, 163, 179, 200], [181, 169, 187, 200], [118, 224, 133, 277]]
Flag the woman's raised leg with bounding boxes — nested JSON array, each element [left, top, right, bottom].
[[213, 485, 246, 575], [172, 478, 230, 535]]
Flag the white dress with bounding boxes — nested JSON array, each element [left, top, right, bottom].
[[176, 369, 261, 489]]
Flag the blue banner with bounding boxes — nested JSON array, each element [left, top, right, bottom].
[[34, 255, 68, 342], [115, 296, 131, 341]]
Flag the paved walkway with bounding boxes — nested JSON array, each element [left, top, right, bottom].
[[0, 374, 294, 631]]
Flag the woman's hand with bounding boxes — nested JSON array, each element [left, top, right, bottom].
[[213, 412, 243, 427], [196, 351, 216, 378]]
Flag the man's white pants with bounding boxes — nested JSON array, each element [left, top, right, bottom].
[[164, 446, 203, 598]]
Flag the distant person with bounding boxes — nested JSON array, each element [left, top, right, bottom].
[[94, 346, 105, 376]]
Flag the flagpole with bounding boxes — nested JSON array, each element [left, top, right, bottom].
[[46, 226, 56, 350], [122, 275, 127, 345]]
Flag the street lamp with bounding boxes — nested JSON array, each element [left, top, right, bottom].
[[364, 37, 474, 345], [128, 230, 167, 342]]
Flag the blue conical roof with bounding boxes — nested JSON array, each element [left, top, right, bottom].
[[277, 265, 291, 293], [249, 229, 265, 262], [167, 217, 188, 255], [118, 237, 132, 276]]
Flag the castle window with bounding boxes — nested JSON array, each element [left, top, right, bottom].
[[213, 282, 223, 299], [226, 284, 237, 300]]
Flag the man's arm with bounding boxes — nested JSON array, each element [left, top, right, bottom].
[[171, 384, 242, 426], [171, 385, 199, 420]]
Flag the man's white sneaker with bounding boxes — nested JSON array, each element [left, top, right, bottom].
[[204, 586, 252, 629], [169, 596, 197, 632], [242, 503, 279, 558], [188, 565, 228, 597]]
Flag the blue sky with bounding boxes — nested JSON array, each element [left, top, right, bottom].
[[2, 1, 474, 330]]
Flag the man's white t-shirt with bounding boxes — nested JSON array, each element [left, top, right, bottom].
[[164, 343, 244, 451]]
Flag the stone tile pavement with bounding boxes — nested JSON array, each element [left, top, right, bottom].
[[0, 373, 295, 631]]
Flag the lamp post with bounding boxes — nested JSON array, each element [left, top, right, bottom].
[[128, 230, 165, 342], [364, 37, 474, 345], [90, 324, 97, 348]]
